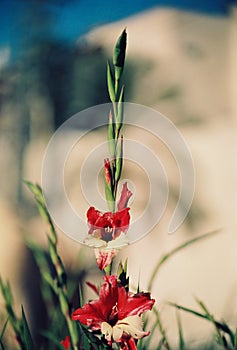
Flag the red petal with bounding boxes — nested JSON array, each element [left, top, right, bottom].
[[87, 207, 114, 229], [117, 182, 133, 211], [118, 290, 155, 319], [71, 300, 104, 329], [86, 281, 99, 295], [87, 207, 100, 226], [99, 275, 119, 320], [113, 208, 130, 230]]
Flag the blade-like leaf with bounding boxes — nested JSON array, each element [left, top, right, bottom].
[[24, 181, 57, 244], [0, 319, 8, 350], [0, 340, 5, 350], [234, 328, 237, 349], [0, 319, 8, 342], [176, 310, 185, 350], [153, 307, 171, 350], [156, 337, 166, 350], [148, 229, 220, 290], [117, 259, 129, 292], [107, 61, 115, 102], [21, 306, 35, 350], [169, 302, 235, 346], [83, 333, 90, 350], [195, 298, 226, 348]]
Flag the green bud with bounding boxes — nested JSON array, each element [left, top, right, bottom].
[[113, 29, 127, 81]]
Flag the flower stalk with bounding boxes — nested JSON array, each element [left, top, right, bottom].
[[105, 29, 127, 212]]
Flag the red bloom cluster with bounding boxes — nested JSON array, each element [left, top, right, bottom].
[[72, 275, 155, 349], [87, 206, 130, 242]]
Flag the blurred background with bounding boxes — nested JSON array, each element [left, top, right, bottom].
[[1, 0, 237, 348]]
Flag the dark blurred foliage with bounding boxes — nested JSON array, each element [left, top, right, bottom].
[[0, 1, 115, 205]]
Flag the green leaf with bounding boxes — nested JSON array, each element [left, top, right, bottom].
[[169, 302, 235, 346], [24, 180, 58, 244], [0, 319, 8, 341], [152, 307, 171, 350], [156, 337, 166, 350], [117, 259, 129, 291], [21, 306, 35, 350], [234, 328, 237, 349], [176, 311, 185, 350], [0, 341, 5, 350], [107, 61, 115, 102], [195, 298, 227, 348], [80, 324, 109, 349], [83, 333, 90, 350], [0, 318, 8, 350], [148, 229, 220, 291], [78, 284, 84, 308]]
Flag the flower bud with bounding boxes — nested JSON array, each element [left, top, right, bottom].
[[117, 182, 132, 211], [113, 29, 127, 81]]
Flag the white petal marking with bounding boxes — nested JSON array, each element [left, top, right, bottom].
[[84, 236, 107, 248], [101, 322, 113, 341], [116, 315, 147, 339], [107, 232, 129, 249]]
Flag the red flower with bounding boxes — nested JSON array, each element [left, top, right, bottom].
[[87, 207, 130, 242], [117, 182, 132, 211], [71, 276, 155, 348], [60, 335, 70, 349]]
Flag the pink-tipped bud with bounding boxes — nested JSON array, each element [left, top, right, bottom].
[[104, 158, 112, 185], [94, 248, 118, 271], [117, 182, 132, 211]]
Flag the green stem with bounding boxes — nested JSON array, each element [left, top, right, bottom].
[[104, 262, 113, 276]]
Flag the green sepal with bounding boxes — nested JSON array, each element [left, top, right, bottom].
[[115, 136, 123, 183], [117, 259, 129, 291], [107, 61, 116, 102]]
